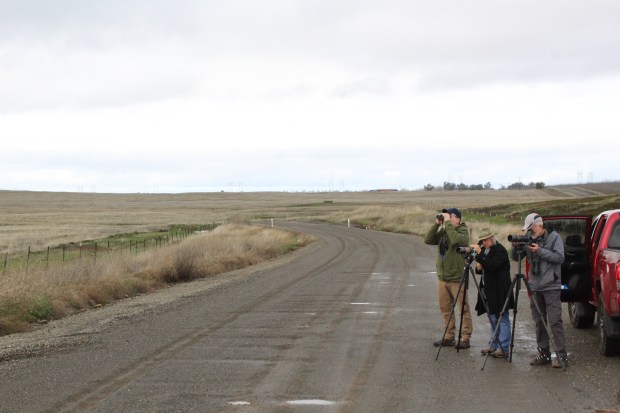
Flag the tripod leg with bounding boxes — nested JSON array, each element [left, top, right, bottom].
[[456, 275, 465, 351], [455, 269, 471, 352], [508, 275, 522, 362], [435, 268, 468, 360], [435, 293, 457, 360], [482, 275, 518, 370], [469, 267, 489, 313], [522, 279, 566, 370]]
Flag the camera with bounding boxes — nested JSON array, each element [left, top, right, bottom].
[[436, 213, 444, 222], [507, 234, 532, 244], [456, 246, 477, 263], [456, 246, 474, 255]]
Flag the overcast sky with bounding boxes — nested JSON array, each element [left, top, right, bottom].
[[1, 0, 619, 193]]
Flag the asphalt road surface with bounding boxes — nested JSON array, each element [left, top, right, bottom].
[[1, 222, 619, 413]]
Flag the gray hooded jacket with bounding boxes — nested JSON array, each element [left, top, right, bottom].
[[510, 229, 564, 291]]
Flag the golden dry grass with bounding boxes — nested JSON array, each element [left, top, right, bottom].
[[326, 204, 523, 246], [0, 224, 313, 335]]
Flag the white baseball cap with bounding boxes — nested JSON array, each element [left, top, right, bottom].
[[522, 213, 543, 231]]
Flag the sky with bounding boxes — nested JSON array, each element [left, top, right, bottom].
[[1, 0, 619, 193]]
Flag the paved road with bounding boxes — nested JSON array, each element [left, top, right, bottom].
[[1, 222, 619, 412]]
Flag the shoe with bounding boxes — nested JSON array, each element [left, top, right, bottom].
[[455, 340, 470, 349], [529, 349, 551, 366], [433, 339, 455, 347], [552, 357, 568, 369], [481, 348, 496, 355], [492, 349, 509, 358]]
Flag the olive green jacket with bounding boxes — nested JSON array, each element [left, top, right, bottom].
[[424, 221, 470, 282]]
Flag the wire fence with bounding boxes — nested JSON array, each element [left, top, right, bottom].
[[2, 223, 222, 276]]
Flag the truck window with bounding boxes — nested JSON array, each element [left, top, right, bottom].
[[609, 223, 620, 250], [546, 218, 587, 248], [544, 217, 588, 264], [593, 216, 608, 252], [544, 217, 591, 302]]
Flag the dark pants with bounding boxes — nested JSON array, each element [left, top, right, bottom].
[[529, 289, 567, 358]]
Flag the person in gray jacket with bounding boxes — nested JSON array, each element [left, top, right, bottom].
[[511, 213, 567, 368]]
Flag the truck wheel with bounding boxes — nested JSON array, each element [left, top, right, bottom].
[[568, 302, 595, 328], [597, 292, 620, 356]]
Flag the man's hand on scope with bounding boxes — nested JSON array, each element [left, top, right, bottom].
[[528, 243, 540, 254]]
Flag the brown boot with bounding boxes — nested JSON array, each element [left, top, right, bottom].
[[455, 340, 470, 349], [552, 357, 568, 369], [529, 348, 551, 366], [492, 349, 509, 358], [433, 338, 455, 347]]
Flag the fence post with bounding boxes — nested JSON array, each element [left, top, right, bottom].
[[62, 244, 66, 262], [94, 242, 97, 262], [46, 246, 50, 274], [3, 252, 7, 275]]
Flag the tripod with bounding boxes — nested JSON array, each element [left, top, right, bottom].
[[435, 254, 489, 360], [481, 247, 566, 370]]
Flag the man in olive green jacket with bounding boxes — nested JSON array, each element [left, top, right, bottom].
[[424, 208, 473, 349]]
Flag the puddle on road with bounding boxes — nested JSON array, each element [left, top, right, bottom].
[[230, 399, 341, 408], [286, 399, 337, 406]]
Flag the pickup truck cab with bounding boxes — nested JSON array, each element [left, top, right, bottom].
[[543, 210, 620, 356]]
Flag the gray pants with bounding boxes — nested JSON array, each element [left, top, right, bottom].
[[529, 289, 567, 358]]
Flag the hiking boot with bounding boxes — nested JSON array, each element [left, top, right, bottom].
[[433, 339, 455, 347], [552, 357, 568, 369], [492, 349, 509, 359], [455, 340, 470, 349], [529, 349, 551, 366], [480, 348, 496, 355]]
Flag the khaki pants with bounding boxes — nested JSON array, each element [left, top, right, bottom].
[[438, 279, 473, 341]]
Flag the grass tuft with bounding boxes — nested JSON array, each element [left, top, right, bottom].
[[25, 296, 54, 322]]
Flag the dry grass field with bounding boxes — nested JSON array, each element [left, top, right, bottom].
[[1, 184, 618, 336], [0, 187, 585, 253], [0, 223, 312, 335]]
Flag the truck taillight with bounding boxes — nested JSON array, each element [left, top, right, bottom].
[[617, 266, 620, 290]]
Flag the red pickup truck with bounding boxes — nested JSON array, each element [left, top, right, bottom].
[[543, 210, 620, 356]]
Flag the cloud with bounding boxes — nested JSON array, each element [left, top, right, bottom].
[[1, 0, 619, 192], [3, 0, 620, 107]]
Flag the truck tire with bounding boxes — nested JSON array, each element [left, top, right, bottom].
[[597, 291, 620, 356], [568, 302, 595, 328]]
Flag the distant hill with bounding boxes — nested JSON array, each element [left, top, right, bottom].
[[545, 181, 620, 197]]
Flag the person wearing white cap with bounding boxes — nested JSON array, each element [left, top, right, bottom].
[[511, 212, 567, 368]]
